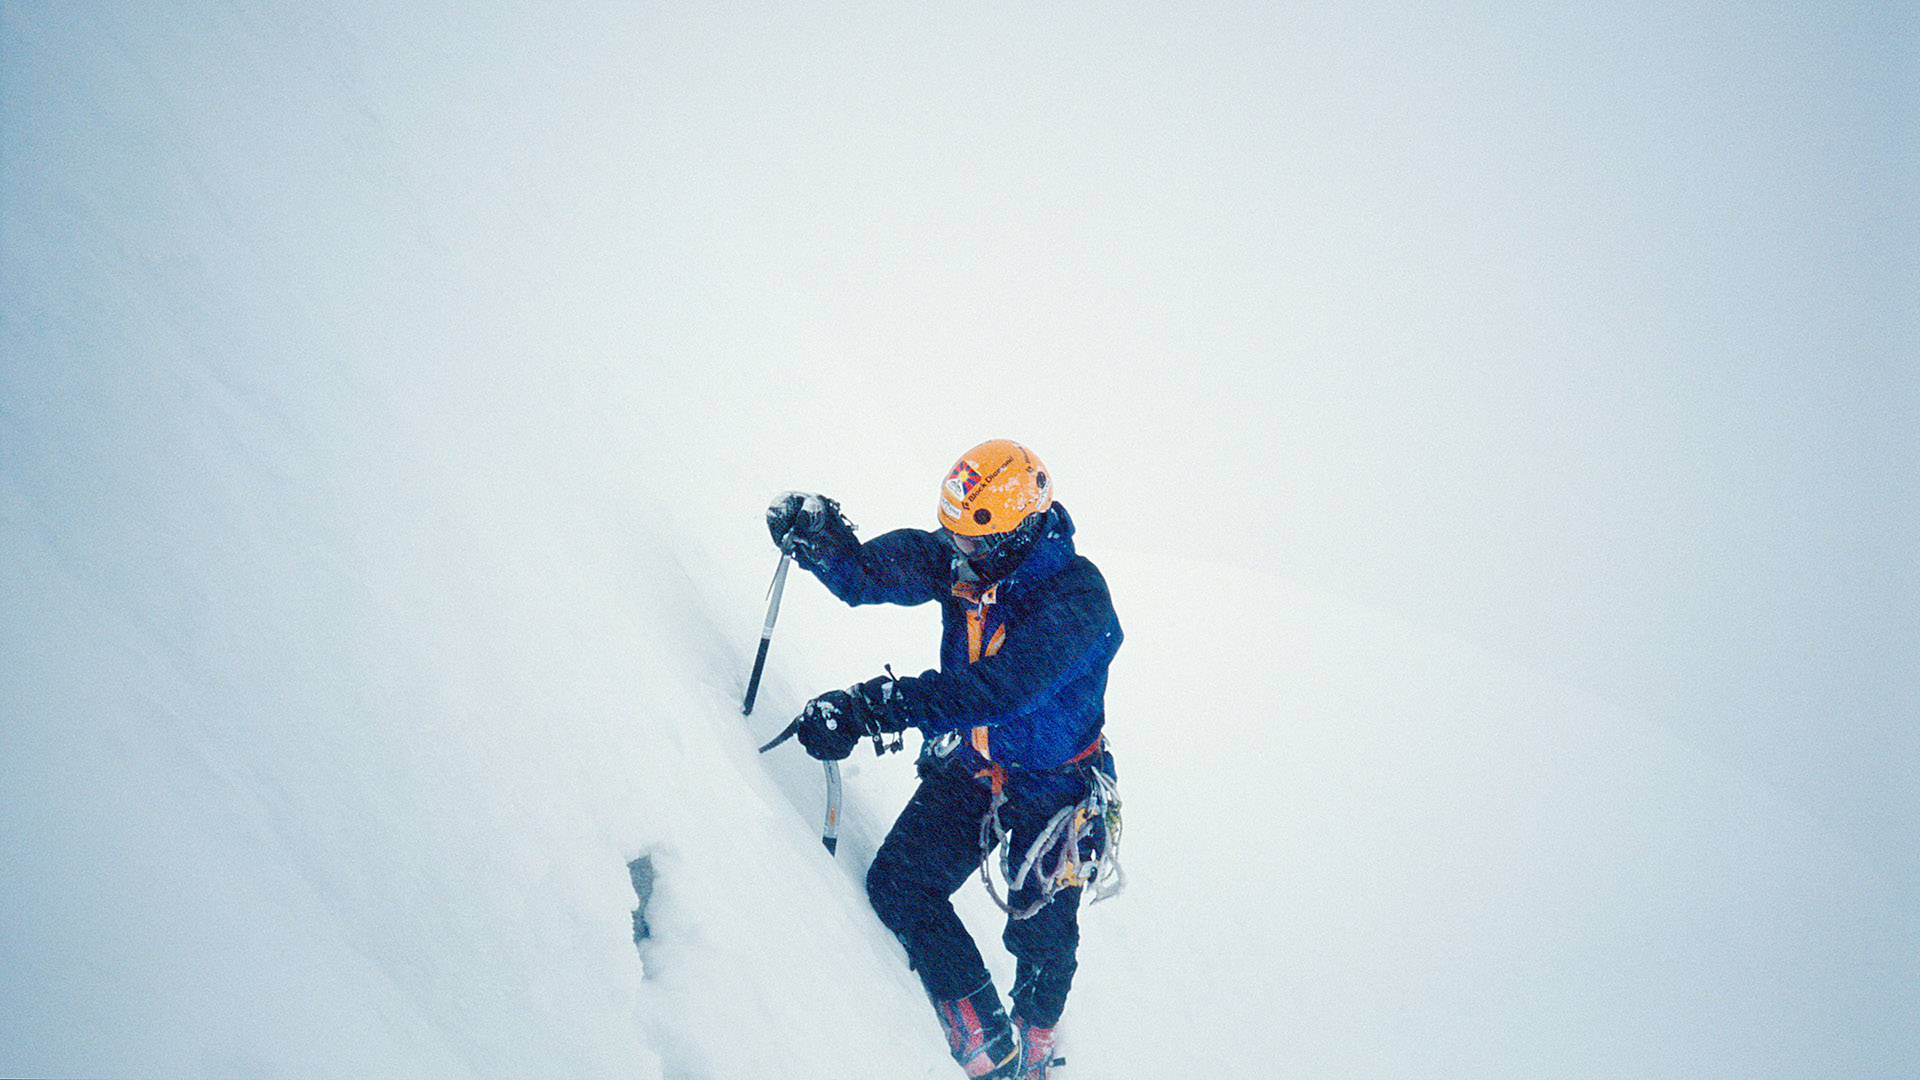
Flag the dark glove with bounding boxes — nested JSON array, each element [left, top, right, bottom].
[[766, 492, 857, 561], [849, 672, 912, 734], [796, 689, 871, 761]]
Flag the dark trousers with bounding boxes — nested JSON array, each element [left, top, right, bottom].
[[867, 764, 1089, 1028]]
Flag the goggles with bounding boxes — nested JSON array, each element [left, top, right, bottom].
[[939, 511, 1044, 564], [940, 529, 1000, 557]]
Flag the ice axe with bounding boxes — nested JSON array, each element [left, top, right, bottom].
[[756, 711, 844, 855], [744, 533, 843, 854]]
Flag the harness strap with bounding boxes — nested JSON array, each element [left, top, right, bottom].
[[963, 589, 1007, 765], [1062, 737, 1106, 766], [975, 762, 1007, 796], [972, 733, 1102, 796]]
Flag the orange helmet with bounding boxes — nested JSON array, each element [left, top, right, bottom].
[[936, 439, 1053, 537]]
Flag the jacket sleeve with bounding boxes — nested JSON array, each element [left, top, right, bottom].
[[899, 561, 1121, 736], [801, 527, 948, 608]]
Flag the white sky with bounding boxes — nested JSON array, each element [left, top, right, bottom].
[[8, 0, 1914, 853]]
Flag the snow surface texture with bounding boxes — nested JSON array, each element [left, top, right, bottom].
[[3, 4, 1914, 1079]]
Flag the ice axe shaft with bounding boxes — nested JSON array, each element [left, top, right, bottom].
[[822, 761, 842, 854], [741, 536, 793, 716], [757, 714, 843, 853]]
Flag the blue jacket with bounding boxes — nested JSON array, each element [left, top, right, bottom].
[[800, 504, 1122, 778]]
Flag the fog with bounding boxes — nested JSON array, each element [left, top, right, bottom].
[[3, 2, 1914, 1074]]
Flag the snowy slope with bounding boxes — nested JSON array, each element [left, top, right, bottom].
[[4, 4, 1913, 1079]]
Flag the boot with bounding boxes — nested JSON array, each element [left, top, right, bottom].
[[934, 982, 1019, 1078], [1012, 1017, 1063, 1080]]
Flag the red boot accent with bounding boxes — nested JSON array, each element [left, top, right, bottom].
[[1012, 1017, 1061, 1080], [935, 986, 1019, 1078]]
